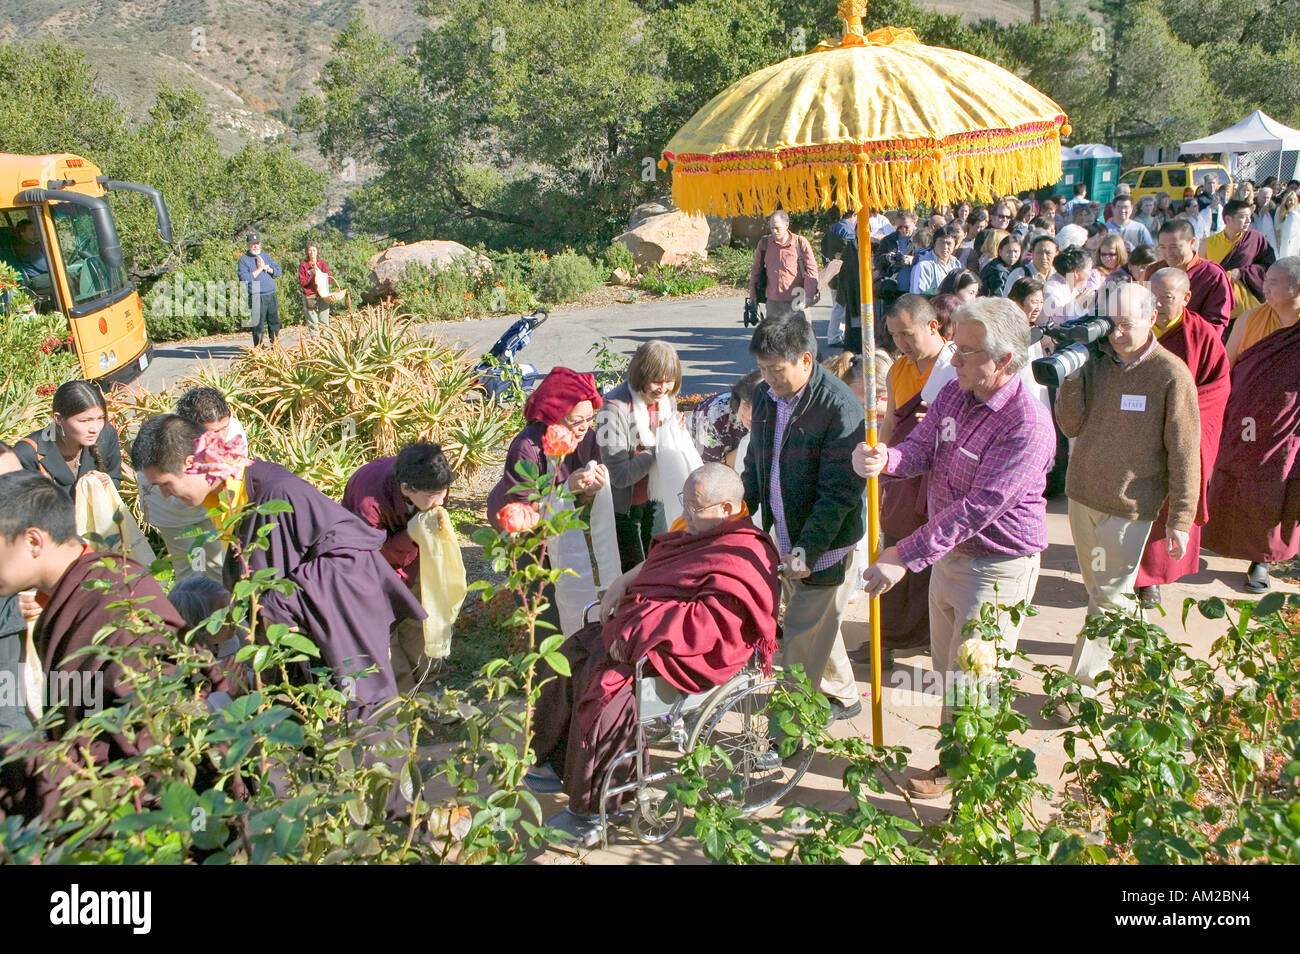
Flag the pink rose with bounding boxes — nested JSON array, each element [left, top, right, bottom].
[[186, 429, 249, 485], [542, 423, 580, 459], [496, 502, 540, 534]]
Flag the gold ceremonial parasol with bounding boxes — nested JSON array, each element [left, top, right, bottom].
[[662, 0, 1069, 744]]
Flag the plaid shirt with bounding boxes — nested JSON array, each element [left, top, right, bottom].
[[885, 375, 1053, 571], [770, 389, 855, 572]]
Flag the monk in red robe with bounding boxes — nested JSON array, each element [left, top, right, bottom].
[[1205, 201, 1276, 323], [1157, 219, 1234, 330], [1204, 259, 1300, 591], [528, 464, 779, 846], [1134, 269, 1231, 604], [0, 472, 195, 819]]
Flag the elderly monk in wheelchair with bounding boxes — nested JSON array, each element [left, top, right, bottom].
[[527, 463, 781, 845]]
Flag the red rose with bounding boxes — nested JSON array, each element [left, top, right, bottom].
[[542, 423, 580, 459], [496, 502, 540, 534]]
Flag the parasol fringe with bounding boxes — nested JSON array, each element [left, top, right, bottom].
[[671, 136, 1063, 217]]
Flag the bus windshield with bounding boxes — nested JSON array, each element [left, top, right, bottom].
[[50, 203, 129, 307]]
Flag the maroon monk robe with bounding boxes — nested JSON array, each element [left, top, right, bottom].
[[879, 390, 933, 646], [1136, 311, 1231, 585], [0, 550, 189, 819], [1217, 227, 1275, 305], [1202, 321, 1300, 562], [229, 460, 425, 710], [1185, 256, 1234, 329], [341, 456, 418, 581], [532, 517, 779, 815]]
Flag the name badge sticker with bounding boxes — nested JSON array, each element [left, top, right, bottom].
[[1120, 394, 1147, 412]]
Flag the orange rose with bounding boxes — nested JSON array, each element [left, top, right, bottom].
[[542, 423, 580, 459], [496, 502, 540, 534]]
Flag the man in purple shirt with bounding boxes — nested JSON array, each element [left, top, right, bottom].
[[854, 298, 1054, 798]]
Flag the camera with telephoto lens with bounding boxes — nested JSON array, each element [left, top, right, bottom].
[[1030, 313, 1115, 388]]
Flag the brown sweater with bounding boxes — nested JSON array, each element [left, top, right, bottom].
[[1056, 339, 1201, 530]]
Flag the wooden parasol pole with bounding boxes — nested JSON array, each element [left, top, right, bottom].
[[856, 212, 883, 746]]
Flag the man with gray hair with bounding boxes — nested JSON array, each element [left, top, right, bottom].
[[1054, 282, 1201, 717], [853, 298, 1055, 797], [747, 210, 820, 321]]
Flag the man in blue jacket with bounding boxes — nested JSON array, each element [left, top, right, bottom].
[[237, 232, 282, 347], [743, 316, 867, 722]]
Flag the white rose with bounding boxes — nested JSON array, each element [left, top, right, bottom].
[[957, 638, 998, 679]]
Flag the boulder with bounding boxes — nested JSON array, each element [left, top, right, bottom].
[[613, 211, 710, 269], [629, 199, 675, 230], [612, 267, 634, 285], [704, 214, 732, 249], [730, 215, 769, 247], [367, 240, 492, 296]]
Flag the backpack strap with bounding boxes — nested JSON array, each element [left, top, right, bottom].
[[18, 436, 52, 481]]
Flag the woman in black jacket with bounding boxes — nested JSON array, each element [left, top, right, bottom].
[[14, 380, 123, 492], [979, 233, 1023, 298]]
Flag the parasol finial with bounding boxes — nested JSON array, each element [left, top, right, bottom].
[[838, 0, 868, 44]]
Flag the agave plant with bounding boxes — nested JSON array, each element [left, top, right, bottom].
[[439, 402, 519, 475]]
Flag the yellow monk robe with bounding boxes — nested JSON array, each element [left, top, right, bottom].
[[1234, 303, 1284, 357], [1206, 231, 1259, 320]]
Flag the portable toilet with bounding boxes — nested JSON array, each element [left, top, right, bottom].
[[1046, 144, 1122, 205], [1051, 145, 1085, 200], [1074, 144, 1123, 205]]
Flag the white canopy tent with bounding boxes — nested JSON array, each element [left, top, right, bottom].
[[1180, 110, 1300, 182]]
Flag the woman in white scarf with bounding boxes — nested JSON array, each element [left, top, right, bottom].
[[597, 340, 701, 571]]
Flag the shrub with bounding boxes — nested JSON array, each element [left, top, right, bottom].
[[603, 242, 636, 276], [639, 257, 717, 296], [707, 244, 756, 287], [393, 261, 490, 322], [530, 251, 606, 303]]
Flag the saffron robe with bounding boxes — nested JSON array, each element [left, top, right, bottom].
[[1136, 311, 1231, 585], [1202, 321, 1300, 562], [228, 461, 425, 709], [1208, 228, 1275, 320], [532, 518, 779, 815]]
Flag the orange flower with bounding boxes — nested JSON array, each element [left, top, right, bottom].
[[496, 502, 540, 534], [542, 423, 580, 459]]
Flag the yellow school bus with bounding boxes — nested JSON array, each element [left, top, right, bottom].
[[0, 152, 172, 385]]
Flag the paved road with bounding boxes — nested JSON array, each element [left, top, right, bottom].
[[139, 293, 840, 396]]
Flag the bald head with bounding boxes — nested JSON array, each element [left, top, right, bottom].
[[1150, 267, 1191, 326], [682, 464, 744, 534]]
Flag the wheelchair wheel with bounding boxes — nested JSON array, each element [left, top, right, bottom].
[[686, 672, 814, 814], [598, 749, 684, 846]]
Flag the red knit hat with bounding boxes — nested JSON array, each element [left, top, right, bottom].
[[523, 367, 603, 425]]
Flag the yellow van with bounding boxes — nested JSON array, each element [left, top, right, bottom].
[[1119, 162, 1233, 202]]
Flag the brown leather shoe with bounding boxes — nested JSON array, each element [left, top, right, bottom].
[[907, 764, 951, 799]]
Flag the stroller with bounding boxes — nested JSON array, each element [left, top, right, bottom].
[[475, 307, 548, 402]]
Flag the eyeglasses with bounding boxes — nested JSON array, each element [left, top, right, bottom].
[[677, 492, 728, 516], [562, 414, 595, 430], [950, 346, 988, 363]]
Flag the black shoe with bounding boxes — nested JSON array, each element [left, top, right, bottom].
[[1246, 562, 1271, 592], [850, 643, 894, 668], [825, 698, 862, 726], [1136, 585, 1161, 607]]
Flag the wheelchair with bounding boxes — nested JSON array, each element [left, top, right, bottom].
[[585, 601, 816, 847]]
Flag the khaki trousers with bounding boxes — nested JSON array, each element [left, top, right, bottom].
[[1067, 499, 1153, 690], [780, 550, 860, 708], [929, 550, 1040, 722], [158, 522, 225, 583]]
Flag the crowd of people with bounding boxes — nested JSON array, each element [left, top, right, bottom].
[[0, 178, 1296, 848]]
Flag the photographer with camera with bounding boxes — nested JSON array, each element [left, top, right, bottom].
[[746, 211, 820, 322], [1051, 284, 1201, 718]]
